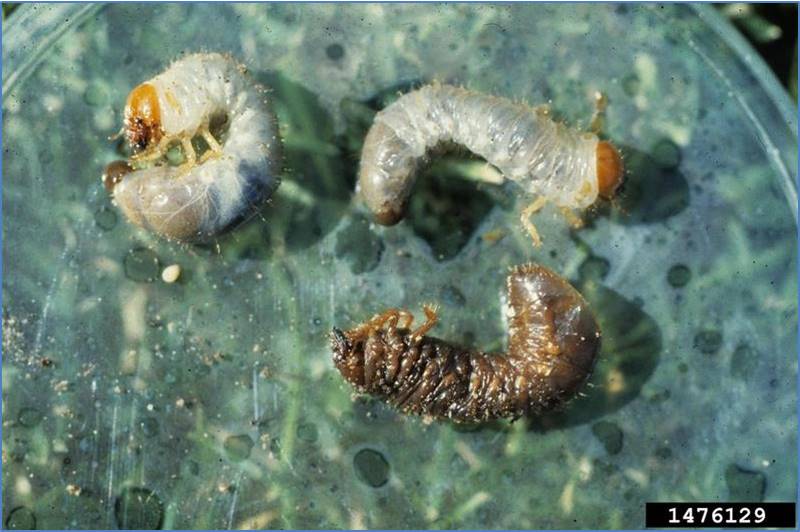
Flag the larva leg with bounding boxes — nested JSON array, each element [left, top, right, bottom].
[[130, 135, 172, 164], [345, 309, 400, 340], [398, 310, 414, 330], [520, 196, 547, 247], [177, 136, 198, 176], [589, 91, 608, 134], [366, 309, 401, 333], [198, 126, 224, 164], [409, 304, 438, 344], [559, 207, 585, 229]]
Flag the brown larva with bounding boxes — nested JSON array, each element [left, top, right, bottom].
[[357, 84, 624, 246], [330, 263, 601, 423]]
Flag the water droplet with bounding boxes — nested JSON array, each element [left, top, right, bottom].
[[725, 464, 766, 502], [83, 82, 108, 107], [182, 459, 200, 476], [114, 487, 164, 529], [353, 448, 390, 488], [666, 264, 691, 287], [17, 407, 43, 428], [730, 343, 758, 380], [326, 43, 345, 60], [693, 329, 722, 354], [223, 434, 254, 462], [141, 417, 159, 438], [5, 506, 36, 529], [123, 248, 160, 283], [93, 206, 118, 230], [296, 422, 318, 443], [622, 73, 640, 96]]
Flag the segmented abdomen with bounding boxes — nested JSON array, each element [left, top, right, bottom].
[[332, 264, 601, 423], [358, 84, 599, 225]]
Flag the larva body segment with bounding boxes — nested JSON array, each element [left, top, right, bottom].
[[358, 84, 622, 228], [111, 53, 282, 241], [330, 263, 601, 422]]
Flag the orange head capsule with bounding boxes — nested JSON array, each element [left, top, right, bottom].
[[124, 83, 163, 151], [596, 140, 624, 199]]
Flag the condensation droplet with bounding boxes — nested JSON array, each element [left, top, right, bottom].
[[353, 448, 390, 488]]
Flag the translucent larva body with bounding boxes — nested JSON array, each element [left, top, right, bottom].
[[358, 84, 623, 233], [111, 53, 282, 241], [330, 263, 601, 423]]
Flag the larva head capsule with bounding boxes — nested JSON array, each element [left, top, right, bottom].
[[596, 140, 624, 199], [123, 83, 163, 151], [330, 328, 366, 387]]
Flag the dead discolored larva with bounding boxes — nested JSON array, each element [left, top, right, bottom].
[[106, 52, 282, 241], [357, 83, 624, 246], [330, 263, 601, 423]]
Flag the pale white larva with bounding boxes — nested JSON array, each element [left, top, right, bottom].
[[357, 84, 623, 245], [107, 53, 282, 241]]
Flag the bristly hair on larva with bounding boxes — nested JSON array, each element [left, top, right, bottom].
[[105, 52, 283, 242], [330, 263, 601, 423], [357, 83, 624, 246]]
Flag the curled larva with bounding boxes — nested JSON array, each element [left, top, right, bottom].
[[357, 84, 624, 244], [330, 263, 600, 423], [108, 53, 282, 241]]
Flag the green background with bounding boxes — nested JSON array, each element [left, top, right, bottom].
[[2, 3, 797, 529]]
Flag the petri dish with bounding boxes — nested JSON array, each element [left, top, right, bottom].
[[2, 3, 796, 529]]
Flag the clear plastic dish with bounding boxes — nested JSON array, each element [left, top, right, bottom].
[[3, 3, 796, 529]]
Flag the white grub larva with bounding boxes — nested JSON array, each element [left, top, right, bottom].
[[108, 53, 282, 241], [357, 84, 624, 245]]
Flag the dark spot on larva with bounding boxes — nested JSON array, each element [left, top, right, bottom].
[[296, 422, 319, 443], [730, 342, 758, 380], [693, 329, 722, 355], [5, 507, 36, 530], [579, 255, 610, 281], [651, 138, 682, 169], [223, 434, 254, 462], [326, 43, 345, 60], [17, 407, 43, 428], [591, 420, 624, 455], [678, 362, 688, 374], [123, 248, 160, 283], [666, 264, 691, 287], [114, 487, 164, 529], [94, 206, 118, 231], [334, 215, 384, 274], [353, 448, 390, 488], [725, 464, 766, 502]]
